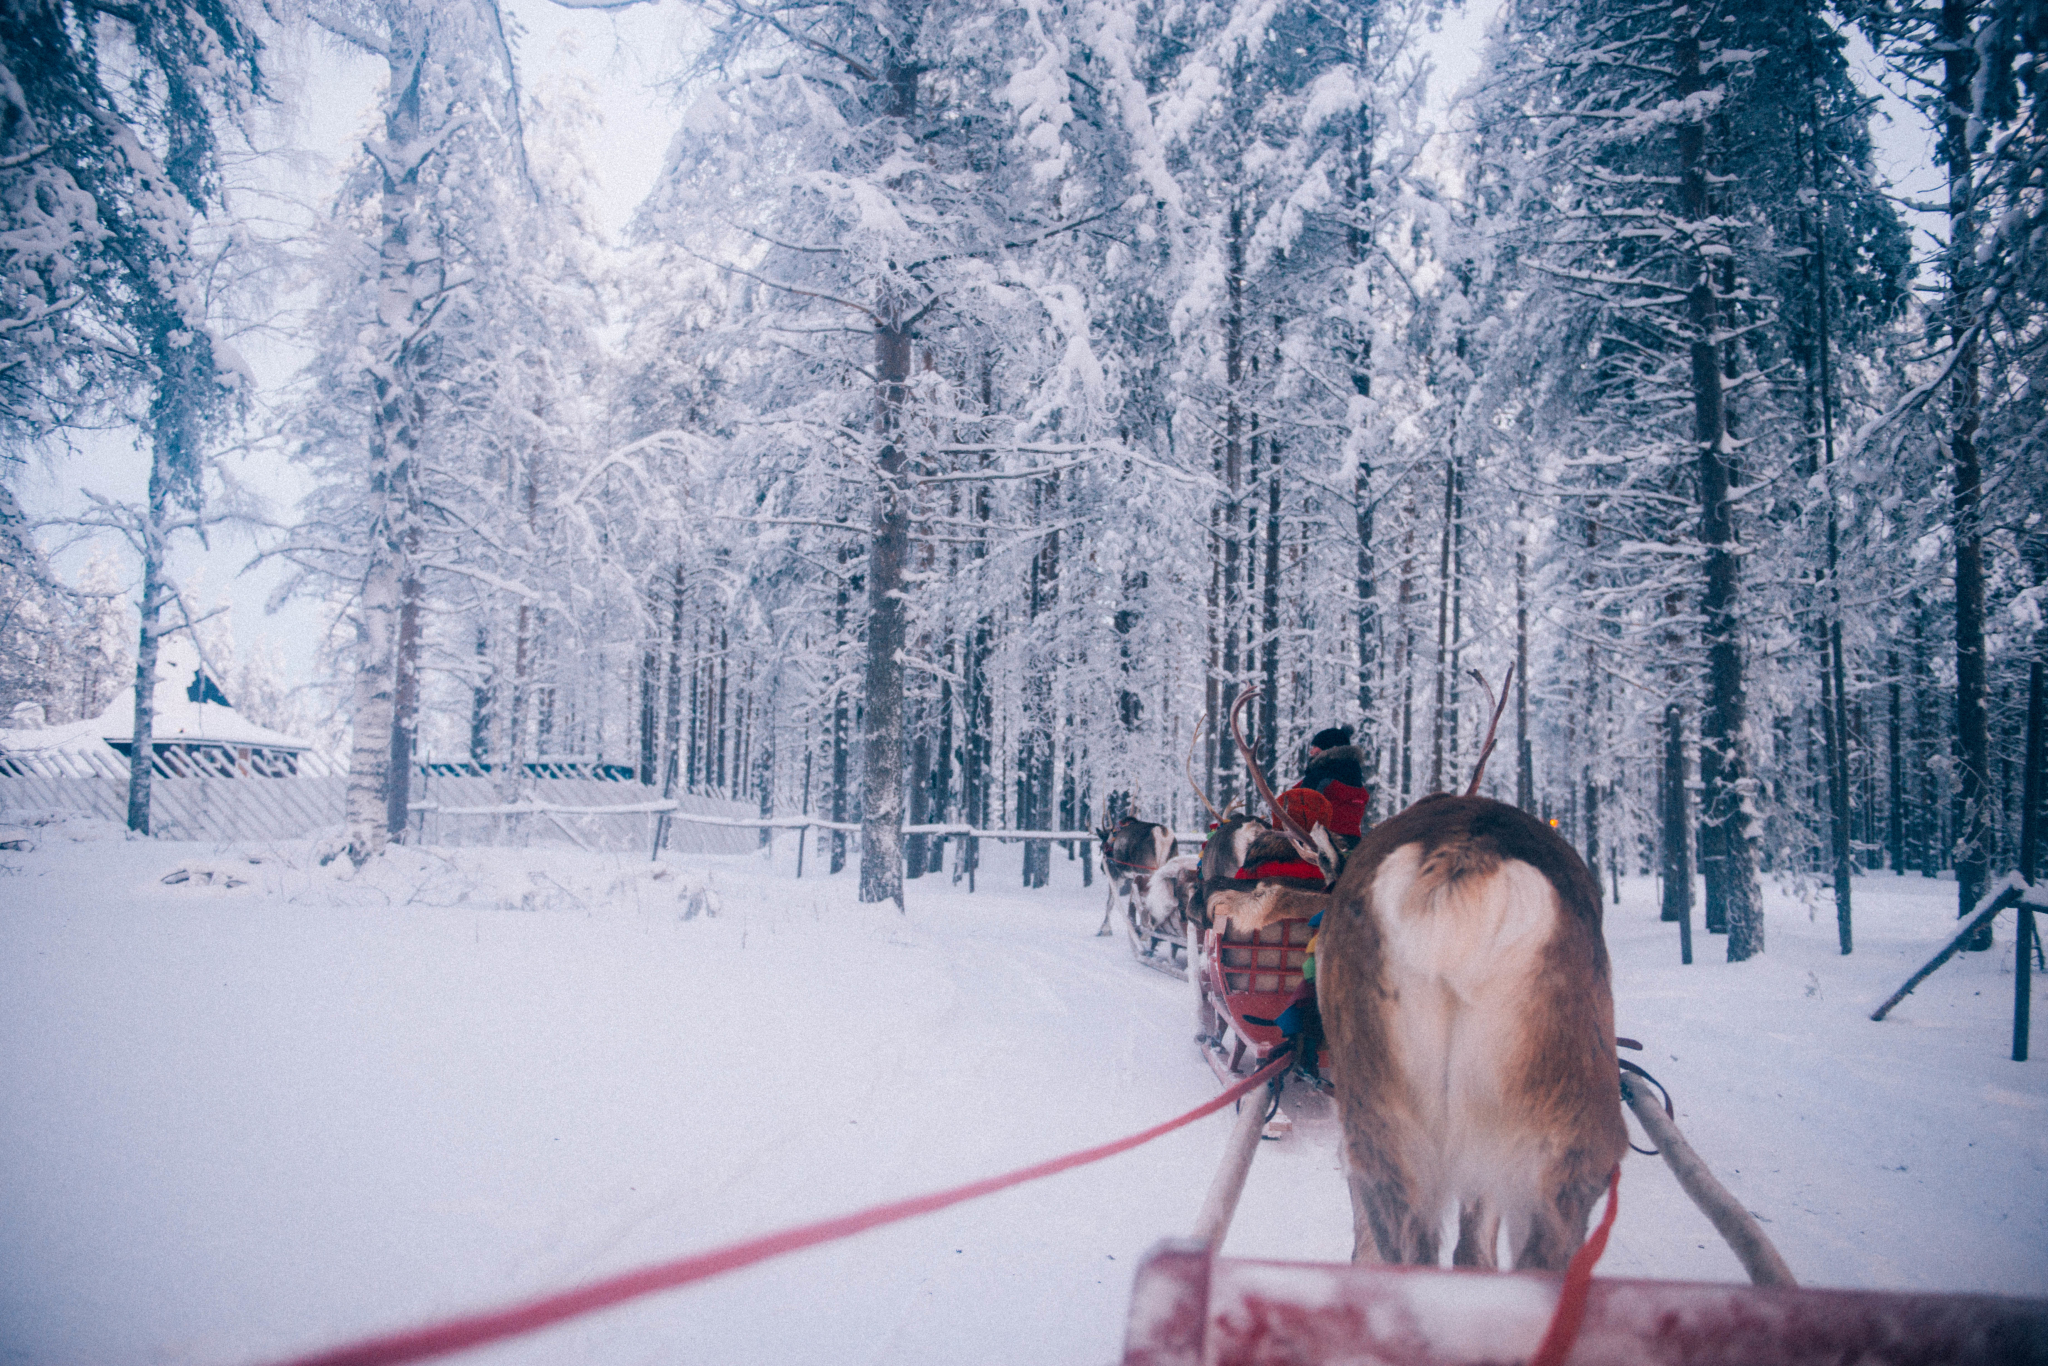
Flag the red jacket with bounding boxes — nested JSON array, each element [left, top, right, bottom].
[[1319, 781, 1369, 838]]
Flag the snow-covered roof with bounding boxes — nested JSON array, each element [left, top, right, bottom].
[[0, 639, 311, 757]]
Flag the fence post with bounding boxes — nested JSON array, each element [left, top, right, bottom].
[[2016, 660, 2042, 1062]]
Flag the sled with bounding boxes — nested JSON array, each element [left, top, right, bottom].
[[1191, 914, 1331, 1140], [1120, 1240, 2048, 1366], [1193, 916, 1323, 1086]]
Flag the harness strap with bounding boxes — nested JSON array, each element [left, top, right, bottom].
[[1525, 1166, 1619, 1366]]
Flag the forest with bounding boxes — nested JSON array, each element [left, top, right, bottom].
[[2, 0, 2044, 961]]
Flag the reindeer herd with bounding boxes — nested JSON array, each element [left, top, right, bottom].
[[1094, 689, 1625, 1273]]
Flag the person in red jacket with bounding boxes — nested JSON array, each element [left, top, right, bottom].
[[1301, 725, 1371, 839]]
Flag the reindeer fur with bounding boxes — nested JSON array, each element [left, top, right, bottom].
[[1097, 820, 1175, 936], [1208, 793, 1625, 1270]]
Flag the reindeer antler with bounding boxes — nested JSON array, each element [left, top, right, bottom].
[[1464, 664, 1515, 798], [1184, 713, 1226, 826], [1227, 689, 1316, 849]]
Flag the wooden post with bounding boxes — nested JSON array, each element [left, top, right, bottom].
[[1871, 880, 2025, 1021], [2016, 660, 2041, 1061], [2021, 891, 2036, 1063], [1622, 1079, 1796, 1287], [1191, 1075, 1280, 1249]]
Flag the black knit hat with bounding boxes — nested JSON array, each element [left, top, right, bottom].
[[1310, 725, 1354, 751]]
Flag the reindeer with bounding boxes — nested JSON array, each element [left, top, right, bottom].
[[1205, 688, 1625, 1272], [1095, 805, 1177, 938]]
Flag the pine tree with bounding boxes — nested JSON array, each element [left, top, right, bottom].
[[2, 0, 262, 832]]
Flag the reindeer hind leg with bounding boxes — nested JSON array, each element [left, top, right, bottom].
[[1511, 1161, 1610, 1272], [1452, 1200, 1501, 1269], [1346, 1162, 1439, 1266]]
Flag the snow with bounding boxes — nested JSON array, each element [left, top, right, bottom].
[[1, 820, 2043, 1366]]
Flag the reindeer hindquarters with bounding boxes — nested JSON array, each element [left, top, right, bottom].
[[1340, 844, 1616, 1269], [1206, 882, 1328, 937]]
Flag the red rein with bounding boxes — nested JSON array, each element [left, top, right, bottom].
[[1526, 1166, 1620, 1366], [263, 1052, 1298, 1366]]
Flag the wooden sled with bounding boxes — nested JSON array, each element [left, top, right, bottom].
[[1194, 917, 1325, 1085], [1121, 1240, 2048, 1365]]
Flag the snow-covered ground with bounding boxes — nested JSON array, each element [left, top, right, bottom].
[[2, 812, 2043, 1365]]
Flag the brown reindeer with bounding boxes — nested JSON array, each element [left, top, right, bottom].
[[1208, 696, 1624, 1271], [1095, 809, 1176, 937]]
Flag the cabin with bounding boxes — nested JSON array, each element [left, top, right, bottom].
[[0, 640, 329, 781]]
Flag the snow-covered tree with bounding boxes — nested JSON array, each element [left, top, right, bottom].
[[1463, 0, 1911, 959], [280, 0, 603, 864], [634, 0, 1167, 904], [2, 0, 263, 831]]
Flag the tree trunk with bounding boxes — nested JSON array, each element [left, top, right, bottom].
[[1260, 434, 1282, 775], [384, 559, 421, 841], [638, 627, 658, 785], [907, 719, 930, 880], [831, 552, 851, 874], [931, 663, 954, 874], [1020, 475, 1060, 889], [1396, 490, 1418, 809], [1888, 651, 1904, 872], [1798, 68, 1855, 948], [1585, 766, 1601, 896], [347, 534, 402, 861], [716, 625, 730, 794], [1451, 469, 1465, 781], [469, 623, 491, 770], [1676, 21, 1763, 960], [961, 615, 990, 887], [1429, 454, 1455, 794], [1662, 701, 1695, 962], [1218, 198, 1246, 812], [504, 600, 531, 796], [859, 306, 912, 908], [1348, 1, 1378, 785], [1942, 0, 1993, 948], [1515, 519, 1532, 812], [345, 32, 430, 866], [124, 460, 170, 835]]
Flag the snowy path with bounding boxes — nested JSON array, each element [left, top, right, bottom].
[[2, 816, 2044, 1365]]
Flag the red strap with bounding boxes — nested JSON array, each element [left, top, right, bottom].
[[1526, 1166, 1619, 1366], [1233, 860, 1325, 881], [265, 1051, 1296, 1366]]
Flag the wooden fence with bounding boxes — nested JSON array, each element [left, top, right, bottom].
[[0, 744, 1117, 861], [0, 745, 760, 854]]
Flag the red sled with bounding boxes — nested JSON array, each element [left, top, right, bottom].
[[1194, 918, 1324, 1086]]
